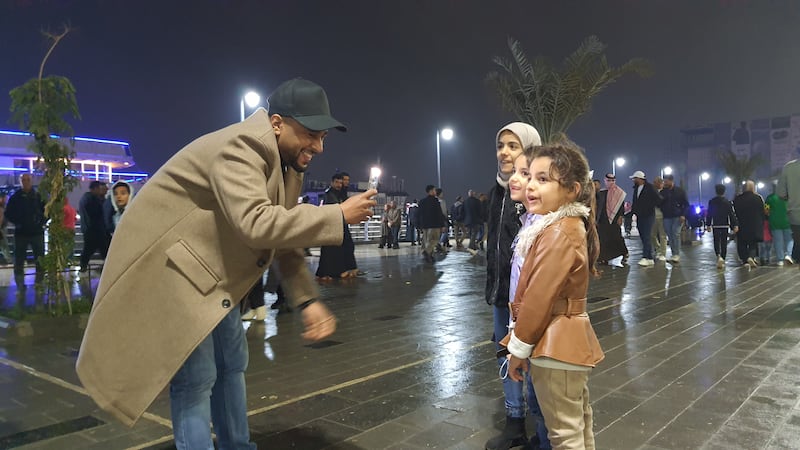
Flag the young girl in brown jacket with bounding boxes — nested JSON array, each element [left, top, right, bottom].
[[501, 143, 604, 449]]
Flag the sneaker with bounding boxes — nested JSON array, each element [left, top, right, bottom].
[[638, 258, 654, 267], [777, 261, 785, 266], [747, 257, 758, 268], [716, 256, 724, 269], [668, 255, 680, 263], [657, 254, 667, 261], [785, 255, 795, 265], [467, 248, 479, 257]]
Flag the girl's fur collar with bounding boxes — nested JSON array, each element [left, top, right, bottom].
[[516, 202, 590, 256]]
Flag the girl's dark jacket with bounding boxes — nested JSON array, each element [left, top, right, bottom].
[[485, 180, 521, 307]]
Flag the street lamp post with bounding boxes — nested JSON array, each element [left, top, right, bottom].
[[436, 128, 454, 188], [240, 91, 261, 122], [662, 166, 673, 179], [612, 157, 625, 176], [698, 172, 710, 204]]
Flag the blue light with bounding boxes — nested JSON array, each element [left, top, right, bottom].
[[0, 130, 130, 146], [114, 171, 149, 177]]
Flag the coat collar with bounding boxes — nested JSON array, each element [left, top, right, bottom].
[[515, 202, 590, 256]]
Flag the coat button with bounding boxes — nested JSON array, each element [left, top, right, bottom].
[[257, 258, 267, 268], [221, 299, 231, 308]]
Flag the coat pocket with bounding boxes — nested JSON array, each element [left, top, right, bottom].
[[165, 240, 220, 295]]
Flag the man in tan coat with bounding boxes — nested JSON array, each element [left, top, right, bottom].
[[76, 78, 377, 449]]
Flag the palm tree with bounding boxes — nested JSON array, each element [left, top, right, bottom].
[[715, 149, 767, 195], [487, 36, 653, 144]]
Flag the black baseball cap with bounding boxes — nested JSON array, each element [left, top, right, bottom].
[[268, 78, 347, 132]]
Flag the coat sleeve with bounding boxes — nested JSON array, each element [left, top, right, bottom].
[[209, 135, 344, 250], [506, 227, 578, 359]]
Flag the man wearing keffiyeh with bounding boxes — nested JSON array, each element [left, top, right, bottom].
[[596, 173, 629, 264]]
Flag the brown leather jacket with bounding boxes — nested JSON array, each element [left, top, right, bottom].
[[501, 215, 604, 367]]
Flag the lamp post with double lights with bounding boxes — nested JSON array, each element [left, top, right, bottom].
[[612, 157, 625, 176], [240, 91, 261, 122], [436, 128, 454, 189]]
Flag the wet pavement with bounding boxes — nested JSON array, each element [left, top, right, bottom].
[[1, 234, 800, 449]]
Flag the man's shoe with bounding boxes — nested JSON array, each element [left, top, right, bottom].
[[241, 305, 267, 321], [747, 257, 758, 268], [785, 255, 795, 265], [668, 254, 680, 263], [716, 256, 725, 269], [392, 244, 399, 249], [485, 416, 527, 450], [657, 254, 667, 261], [467, 248, 479, 257], [777, 261, 784, 266], [638, 258, 654, 267]]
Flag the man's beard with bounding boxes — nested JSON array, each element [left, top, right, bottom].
[[289, 160, 308, 173]]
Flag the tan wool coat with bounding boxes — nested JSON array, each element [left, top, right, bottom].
[[76, 109, 344, 426]]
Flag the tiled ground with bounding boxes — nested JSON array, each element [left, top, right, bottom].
[[1, 234, 799, 449]]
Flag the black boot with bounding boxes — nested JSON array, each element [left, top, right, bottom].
[[485, 416, 527, 450]]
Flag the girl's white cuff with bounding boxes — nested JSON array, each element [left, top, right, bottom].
[[507, 330, 534, 359]]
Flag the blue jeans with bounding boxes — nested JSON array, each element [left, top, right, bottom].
[[493, 306, 550, 448], [170, 307, 255, 450], [637, 214, 655, 259], [772, 228, 793, 261], [662, 217, 682, 257]]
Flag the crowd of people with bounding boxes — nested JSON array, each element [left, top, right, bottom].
[[592, 167, 797, 271]]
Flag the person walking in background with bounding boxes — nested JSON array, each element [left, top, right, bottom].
[[0, 193, 12, 265], [406, 199, 420, 245], [386, 200, 401, 249], [478, 192, 489, 250], [63, 196, 77, 263], [734, 180, 765, 268], [317, 172, 359, 279], [436, 188, 451, 250], [4, 173, 45, 288], [596, 173, 628, 265], [659, 174, 689, 264], [464, 190, 483, 253], [450, 195, 466, 248], [651, 176, 667, 261], [629, 171, 662, 267], [418, 185, 445, 263], [378, 202, 391, 249], [706, 184, 739, 269], [501, 143, 604, 449], [766, 180, 794, 265], [78, 181, 110, 273], [623, 200, 633, 238], [777, 154, 800, 263], [484, 122, 541, 450]]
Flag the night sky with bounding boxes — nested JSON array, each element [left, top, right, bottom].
[[2, 0, 800, 200]]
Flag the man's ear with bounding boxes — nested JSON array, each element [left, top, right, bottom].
[[269, 114, 284, 136]]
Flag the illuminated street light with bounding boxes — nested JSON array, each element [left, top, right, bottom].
[[723, 176, 731, 184], [661, 166, 673, 178], [612, 157, 625, 176], [436, 128, 454, 188], [240, 91, 261, 122]]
